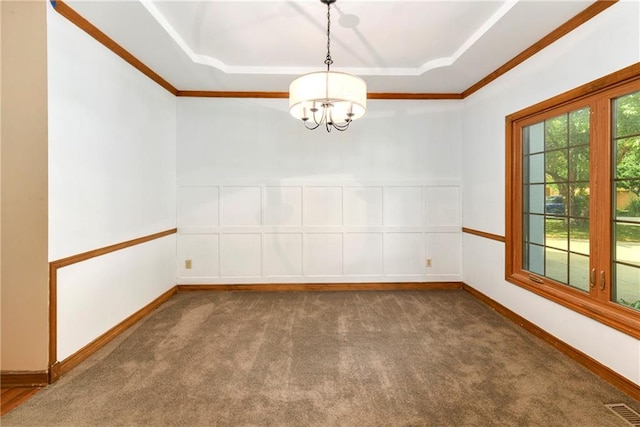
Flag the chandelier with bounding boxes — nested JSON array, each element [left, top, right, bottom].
[[288, 0, 367, 132]]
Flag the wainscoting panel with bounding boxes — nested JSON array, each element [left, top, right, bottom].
[[177, 182, 462, 284], [305, 233, 343, 276], [263, 233, 303, 277], [383, 187, 423, 226], [222, 187, 262, 227], [177, 233, 219, 278], [426, 232, 462, 276], [343, 187, 383, 226], [425, 186, 461, 226], [304, 187, 343, 227], [344, 233, 384, 277], [384, 232, 425, 275], [221, 233, 262, 277], [177, 186, 219, 228], [263, 186, 302, 226]]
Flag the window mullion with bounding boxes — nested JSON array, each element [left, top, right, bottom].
[[589, 98, 612, 303]]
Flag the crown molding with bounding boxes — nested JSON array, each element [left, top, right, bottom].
[[50, 0, 618, 100]]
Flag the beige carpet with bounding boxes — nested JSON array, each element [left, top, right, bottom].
[[3, 290, 639, 426]]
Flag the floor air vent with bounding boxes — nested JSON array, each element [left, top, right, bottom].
[[605, 403, 640, 426]]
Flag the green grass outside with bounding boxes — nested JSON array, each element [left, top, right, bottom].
[[545, 217, 640, 242]]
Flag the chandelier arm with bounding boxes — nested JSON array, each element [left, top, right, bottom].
[[303, 103, 326, 130], [332, 121, 351, 132], [304, 120, 322, 131], [312, 103, 325, 126], [332, 104, 350, 131], [325, 107, 333, 132]]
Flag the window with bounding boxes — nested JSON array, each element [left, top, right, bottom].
[[506, 65, 640, 338], [613, 91, 640, 312]]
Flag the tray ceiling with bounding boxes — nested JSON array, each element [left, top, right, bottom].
[[64, 0, 598, 93]]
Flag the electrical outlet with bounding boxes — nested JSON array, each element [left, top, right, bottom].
[[426, 258, 432, 267], [185, 259, 192, 269]]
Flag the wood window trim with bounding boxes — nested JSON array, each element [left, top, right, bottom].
[[505, 62, 640, 339]]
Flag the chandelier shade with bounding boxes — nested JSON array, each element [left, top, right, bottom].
[[289, 71, 367, 124], [288, 0, 367, 132]]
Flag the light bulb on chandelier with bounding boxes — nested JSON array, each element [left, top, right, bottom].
[[288, 0, 367, 132]]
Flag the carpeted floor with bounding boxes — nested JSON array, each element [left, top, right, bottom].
[[3, 290, 639, 426]]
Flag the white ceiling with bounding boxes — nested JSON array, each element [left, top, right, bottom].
[[65, 0, 597, 93]]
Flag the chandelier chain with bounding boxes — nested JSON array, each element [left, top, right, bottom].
[[324, 2, 333, 70]]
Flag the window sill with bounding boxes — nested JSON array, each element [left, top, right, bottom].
[[506, 271, 640, 339]]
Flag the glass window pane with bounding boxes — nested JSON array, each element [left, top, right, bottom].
[[525, 244, 544, 275], [545, 185, 567, 216], [570, 219, 590, 255], [546, 248, 568, 284], [528, 214, 544, 245], [546, 114, 568, 150], [529, 184, 545, 214], [520, 106, 593, 293], [546, 150, 567, 183], [569, 146, 589, 182], [615, 91, 640, 138], [612, 90, 640, 313], [614, 263, 640, 312], [569, 253, 590, 292], [546, 217, 568, 250], [615, 182, 640, 222], [614, 223, 640, 267], [528, 153, 545, 184], [569, 183, 589, 218], [615, 137, 640, 179], [526, 122, 545, 154], [569, 107, 590, 147]]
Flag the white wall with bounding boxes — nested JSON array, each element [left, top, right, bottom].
[[176, 98, 463, 284], [462, 1, 640, 385], [47, 4, 177, 360]]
